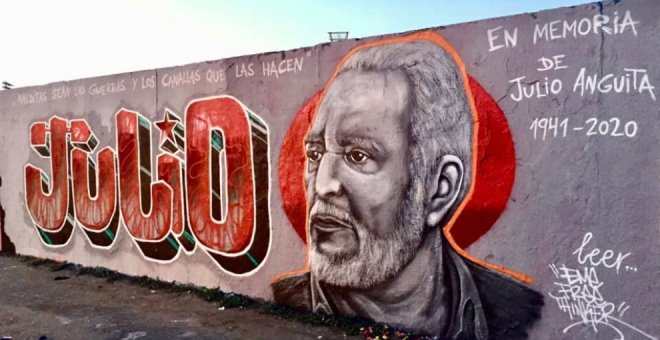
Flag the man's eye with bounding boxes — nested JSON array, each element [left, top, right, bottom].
[[307, 150, 323, 162], [346, 150, 370, 164]]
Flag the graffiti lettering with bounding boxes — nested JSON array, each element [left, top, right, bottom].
[[131, 75, 156, 90], [51, 85, 71, 100], [24, 117, 76, 246], [24, 96, 272, 274], [185, 97, 271, 274], [235, 63, 255, 78], [487, 25, 518, 52], [73, 85, 86, 97], [509, 75, 563, 101], [533, 10, 639, 44], [573, 67, 656, 101], [206, 68, 226, 84], [549, 232, 656, 339], [530, 116, 638, 140], [537, 54, 568, 72], [161, 70, 202, 88], [509, 66, 656, 102], [574, 232, 631, 274], [117, 109, 173, 241], [70, 119, 120, 248], [262, 57, 304, 78], [88, 80, 127, 96], [17, 90, 48, 105]]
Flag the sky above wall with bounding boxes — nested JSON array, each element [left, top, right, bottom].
[[0, 0, 593, 88]]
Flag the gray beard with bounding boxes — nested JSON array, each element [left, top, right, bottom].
[[309, 180, 427, 289]]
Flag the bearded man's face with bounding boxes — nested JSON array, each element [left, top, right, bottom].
[[304, 70, 426, 288]]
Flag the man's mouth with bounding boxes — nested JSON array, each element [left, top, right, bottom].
[[311, 215, 353, 232], [310, 214, 358, 257]]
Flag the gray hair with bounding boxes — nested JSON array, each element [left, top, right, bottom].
[[336, 40, 474, 218]]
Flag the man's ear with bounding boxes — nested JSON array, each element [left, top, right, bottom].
[[425, 155, 464, 228]]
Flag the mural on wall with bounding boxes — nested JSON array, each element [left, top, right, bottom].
[[273, 32, 542, 339], [20, 32, 542, 338], [4, 1, 658, 339], [23, 97, 272, 275]]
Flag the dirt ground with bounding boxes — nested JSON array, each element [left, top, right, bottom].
[[0, 254, 359, 340]]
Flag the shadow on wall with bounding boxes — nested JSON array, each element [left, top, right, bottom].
[[0, 176, 16, 254]]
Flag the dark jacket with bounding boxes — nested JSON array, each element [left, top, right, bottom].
[[272, 239, 543, 339]]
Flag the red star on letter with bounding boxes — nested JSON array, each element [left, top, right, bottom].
[[155, 113, 177, 144]]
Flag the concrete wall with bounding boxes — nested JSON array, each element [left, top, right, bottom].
[[1, 1, 658, 338]]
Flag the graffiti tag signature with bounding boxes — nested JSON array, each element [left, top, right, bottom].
[[549, 232, 656, 340]]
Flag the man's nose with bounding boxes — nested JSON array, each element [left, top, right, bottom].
[[315, 153, 343, 198]]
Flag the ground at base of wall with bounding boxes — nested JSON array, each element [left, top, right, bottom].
[[0, 254, 430, 340]]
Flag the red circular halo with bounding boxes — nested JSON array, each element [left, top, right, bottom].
[[278, 76, 515, 249]]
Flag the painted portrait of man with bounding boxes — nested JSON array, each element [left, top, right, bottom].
[[273, 32, 543, 339]]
